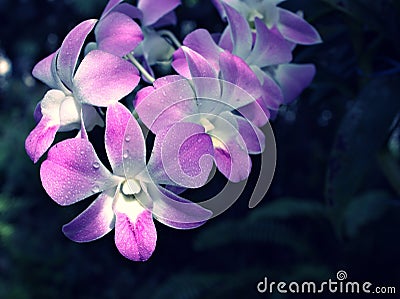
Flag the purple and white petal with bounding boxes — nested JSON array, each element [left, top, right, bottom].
[[223, 3, 252, 59], [114, 194, 157, 261], [277, 8, 322, 45], [73, 50, 139, 107], [25, 89, 66, 162], [246, 18, 292, 68], [236, 116, 266, 154], [182, 29, 222, 72], [148, 122, 214, 188], [40, 138, 121, 206], [57, 19, 97, 90], [182, 46, 218, 79], [138, 0, 180, 26], [139, 182, 212, 229], [273, 63, 316, 103], [219, 51, 262, 107], [213, 137, 252, 182], [105, 102, 146, 178], [32, 52, 65, 90], [62, 187, 117, 242], [135, 76, 197, 133], [25, 117, 60, 163], [96, 12, 143, 57], [209, 115, 252, 182]]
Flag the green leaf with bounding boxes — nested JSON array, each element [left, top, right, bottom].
[[343, 190, 399, 238], [325, 76, 400, 212], [249, 198, 326, 222]]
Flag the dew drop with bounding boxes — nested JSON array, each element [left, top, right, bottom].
[[92, 185, 100, 193], [162, 90, 167, 97], [92, 162, 100, 169], [125, 135, 131, 142], [123, 151, 129, 159], [80, 150, 85, 155]]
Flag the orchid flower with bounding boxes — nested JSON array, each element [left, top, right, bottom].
[[173, 3, 316, 117], [25, 19, 140, 163], [212, 0, 322, 45], [40, 102, 211, 261], [136, 46, 266, 184], [97, 0, 181, 82]]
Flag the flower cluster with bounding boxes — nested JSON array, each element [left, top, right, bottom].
[[25, 0, 320, 261]]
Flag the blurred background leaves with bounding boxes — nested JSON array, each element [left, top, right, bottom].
[[0, 0, 400, 298]]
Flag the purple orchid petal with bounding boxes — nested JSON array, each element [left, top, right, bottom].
[[135, 76, 197, 133], [181, 47, 221, 102], [172, 48, 191, 78], [62, 188, 116, 242], [33, 102, 43, 123], [139, 183, 212, 229], [223, 3, 252, 59], [32, 52, 63, 90], [182, 29, 222, 72], [148, 122, 214, 188], [73, 50, 139, 107], [273, 63, 316, 103], [213, 137, 252, 182], [246, 18, 292, 67], [96, 12, 143, 57], [260, 72, 284, 111], [57, 19, 97, 90], [236, 116, 266, 154], [138, 0, 180, 26], [101, 0, 124, 18], [113, 3, 143, 19], [237, 100, 269, 127], [151, 11, 177, 28], [25, 116, 59, 163], [182, 46, 218, 79], [219, 51, 262, 105], [218, 27, 234, 52], [26, 89, 67, 162], [277, 8, 322, 45], [40, 138, 120, 206], [105, 103, 146, 178], [114, 194, 157, 261]]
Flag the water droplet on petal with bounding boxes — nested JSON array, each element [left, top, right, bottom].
[[123, 150, 129, 159], [80, 150, 85, 155], [92, 162, 100, 169], [162, 90, 167, 97], [92, 185, 100, 193], [125, 135, 131, 142]]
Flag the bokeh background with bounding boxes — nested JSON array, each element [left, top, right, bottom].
[[1, 0, 400, 298]]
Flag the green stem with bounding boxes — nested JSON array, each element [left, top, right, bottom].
[[158, 30, 182, 49], [126, 53, 155, 83]]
